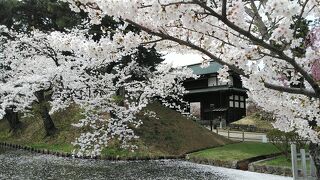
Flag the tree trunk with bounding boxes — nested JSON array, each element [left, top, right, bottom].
[[116, 86, 125, 106], [34, 90, 56, 136], [39, 105, 56, 136], [4, 107, 21, 131], [309, 142, 320, 178]]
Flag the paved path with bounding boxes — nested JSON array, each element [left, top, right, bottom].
[[206, 127, 268, 142]]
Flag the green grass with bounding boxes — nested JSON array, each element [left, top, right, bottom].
[[0, 102, 232, 157], [0, 104, 84, 153], [257, 155, 310, 170], [29, 143, 74, 153], [101, 144, 164, 158], [189, 142, 280, 161]]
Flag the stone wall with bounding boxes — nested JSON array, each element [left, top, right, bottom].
[[0, 142, 184, 161], [248, 163, 292, 177], [187, 156, 238, 169]]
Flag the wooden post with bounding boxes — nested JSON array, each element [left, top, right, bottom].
[[291, 144, 298, 180], [210, 120, 213, 131], [227, 129, 230, 139], [216, 128, 218, 134], [242, 130, 244, 142], [300, 149, 307, 178], [310, 155, 317, 177]]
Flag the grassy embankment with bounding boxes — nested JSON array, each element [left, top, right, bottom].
[[188, 142, 280, 161], [0, 102, 232, 158], [231, 113, 274, 130]]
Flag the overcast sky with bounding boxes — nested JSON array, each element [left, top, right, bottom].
[[163, 53, 203, 67]]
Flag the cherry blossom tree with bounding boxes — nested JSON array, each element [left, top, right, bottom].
[[49, 29, 196, 156], [57, 0, 320, 176], [0, 26, 75, 135], [0, 24, 195, 156], [3, 0, 320, 175]]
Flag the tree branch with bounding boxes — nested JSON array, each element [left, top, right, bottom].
[[246, 0, 269, 39], [125, 19, 248, 78], [222, 0, 227, 17], [193, 0, 320, 97], [293, 0, 309, 37], [264, 82, 317, 98]]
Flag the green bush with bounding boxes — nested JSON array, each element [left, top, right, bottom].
[[267, 129, 307, 159], [112, 95, 124, 105]]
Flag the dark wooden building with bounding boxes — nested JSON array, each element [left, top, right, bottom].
[[183, 61, 247, 125]]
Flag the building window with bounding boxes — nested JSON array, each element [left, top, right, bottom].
[[218, 79, 227, 86], [229, 95, 245, 109], [229, 101, 234, 107], [208, 77, 217, 87], [209, 76, 233, 87], [228, 76, 234, 86], [235, 101, 239, 108], [240, 102, 245, 108]]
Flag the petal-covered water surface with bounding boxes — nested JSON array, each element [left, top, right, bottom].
[[0, 147, 291, 180]]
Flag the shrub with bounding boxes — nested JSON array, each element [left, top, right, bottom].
[[267, 129, 307, 159]]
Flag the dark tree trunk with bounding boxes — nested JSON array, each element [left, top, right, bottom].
[[116, 86, 125, 106], [309, 142, 320, 178], [34, 90, 56, 136], [39, 104, 56, 136], [4, 107, 21, 131]]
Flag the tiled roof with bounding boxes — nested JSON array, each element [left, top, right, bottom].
[[187, 61, 223, 75]]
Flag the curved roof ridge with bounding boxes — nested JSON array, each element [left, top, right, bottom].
[[187, 61, 223, 75]]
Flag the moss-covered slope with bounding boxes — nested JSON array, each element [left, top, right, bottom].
[[136, 102, 232, 155], [0, 102, 231, 157], [231, 113, 274, 130]]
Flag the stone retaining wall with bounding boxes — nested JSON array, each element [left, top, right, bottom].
[[248, 163, 292, 177], [187, 153, 283, 172], [0, 142, 184, 161], [188, 156, 293, 177], [187, 156, 238, 169]]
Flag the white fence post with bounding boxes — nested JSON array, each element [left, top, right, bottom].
[[300, 149, 307, 178], [291, 144, 298, 180], [262, 135, 268, 143], [310, 155, 317, 177]]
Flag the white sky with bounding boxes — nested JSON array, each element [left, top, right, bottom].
[[163, 53, 203, 67]]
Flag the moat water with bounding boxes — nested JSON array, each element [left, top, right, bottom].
[[0, 146, 291, 180]]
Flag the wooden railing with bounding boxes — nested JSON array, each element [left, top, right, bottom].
[[213, 128, 268, 143]]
